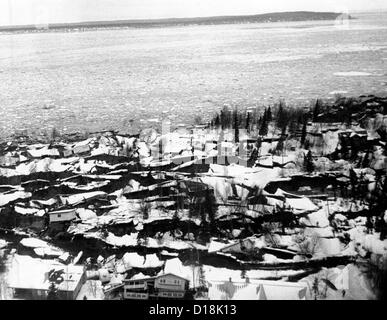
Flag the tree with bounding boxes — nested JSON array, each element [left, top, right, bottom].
[[275, 126, 287, 156], [220, 108, 226, 130], [266, 106, 272, 122], [301, 117, 307, 146], [233, 110, 239, 143], [214, 114, 220, 128], [312, 277, 320, 300], [158, 138, 164, 160], [0, 255, 5, 275], [349, 168, 358, 198], [259, 109, 268, 136], [50, 127, 60, 142], [194, 115, 203, 125], [313, 99, 322, 122], [304, 150, 315, 173], [245, 112, 251, 132], [139, 199, 151, 220], [360, 257, 387, 300], [198, 265, 207, 292], [47, 282, 59, 300], [276, 100, 286, 129]]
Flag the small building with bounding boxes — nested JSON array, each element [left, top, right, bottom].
[[62, 149, 73, 157], [72, 144, 90, 155], [48, 209, 77, 223]]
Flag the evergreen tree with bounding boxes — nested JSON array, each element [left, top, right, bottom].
[[275, 134, 285, 156], [220, 107, 227, 130], [233, 111, 239, 143], [349, 168, 358, 198], [304, 151, 315, 173], [198, 265, 206, 289], [158, 138, 164, 160], [276, 100, 286, 129], [313, 99, 322, 122], [301, 117, 307, 146], [281, 124, 287, 136], [245, 112, 251, 132], [0, 255, 5, 273], [266, 106, 272, 122], [47, 282, 58, 300], [288, 120, 298, 135], [214, 114, 220, 128], [259, 110, 268, 136]]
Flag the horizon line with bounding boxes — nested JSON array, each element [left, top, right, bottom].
[[0, 10, 359, 29]]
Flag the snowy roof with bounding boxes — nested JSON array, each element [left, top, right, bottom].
[[20, 238, 50, 249], [158, 273, 189, 282], [8, 255, 85, 292], [129, 273, 153, 281]]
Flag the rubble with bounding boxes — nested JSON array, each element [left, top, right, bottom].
[[1, 95, 387, 299]]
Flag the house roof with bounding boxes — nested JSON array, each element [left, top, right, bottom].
[[124, 272, 188, 283], [49, 208, 76, 215], [157, 273, 189, 282]]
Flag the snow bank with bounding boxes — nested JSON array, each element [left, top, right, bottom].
[[27, 147, 60, 158], [316, 238, 342, 256], [208, 239, 235, 253], [20, 237, 49, 248], [105, 233, 138, 247], [285, 197, 318, 213], [300, 209, 330, 228], [76, 208, 98, 221], [0, 191, 32, 206], [0, 239, 8, 249], [122, 252, 164, 269], [60, 191, 106, 205]]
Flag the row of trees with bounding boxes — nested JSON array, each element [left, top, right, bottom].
[[209, 99, 314, 138]]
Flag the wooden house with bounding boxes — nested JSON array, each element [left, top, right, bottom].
[[123, 273, 189, 300]]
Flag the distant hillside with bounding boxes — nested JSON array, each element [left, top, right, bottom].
[[0, 11, 348, 33]]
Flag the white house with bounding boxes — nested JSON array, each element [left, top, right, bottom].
[[48, 209, 77, 223]]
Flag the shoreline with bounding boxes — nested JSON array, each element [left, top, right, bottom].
[[0, 11, 347, 35]]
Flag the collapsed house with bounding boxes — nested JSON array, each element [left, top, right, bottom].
[[7, 254, 86, 300]]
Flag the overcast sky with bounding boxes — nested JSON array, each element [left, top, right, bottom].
[[1, 0, 386, 26]]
